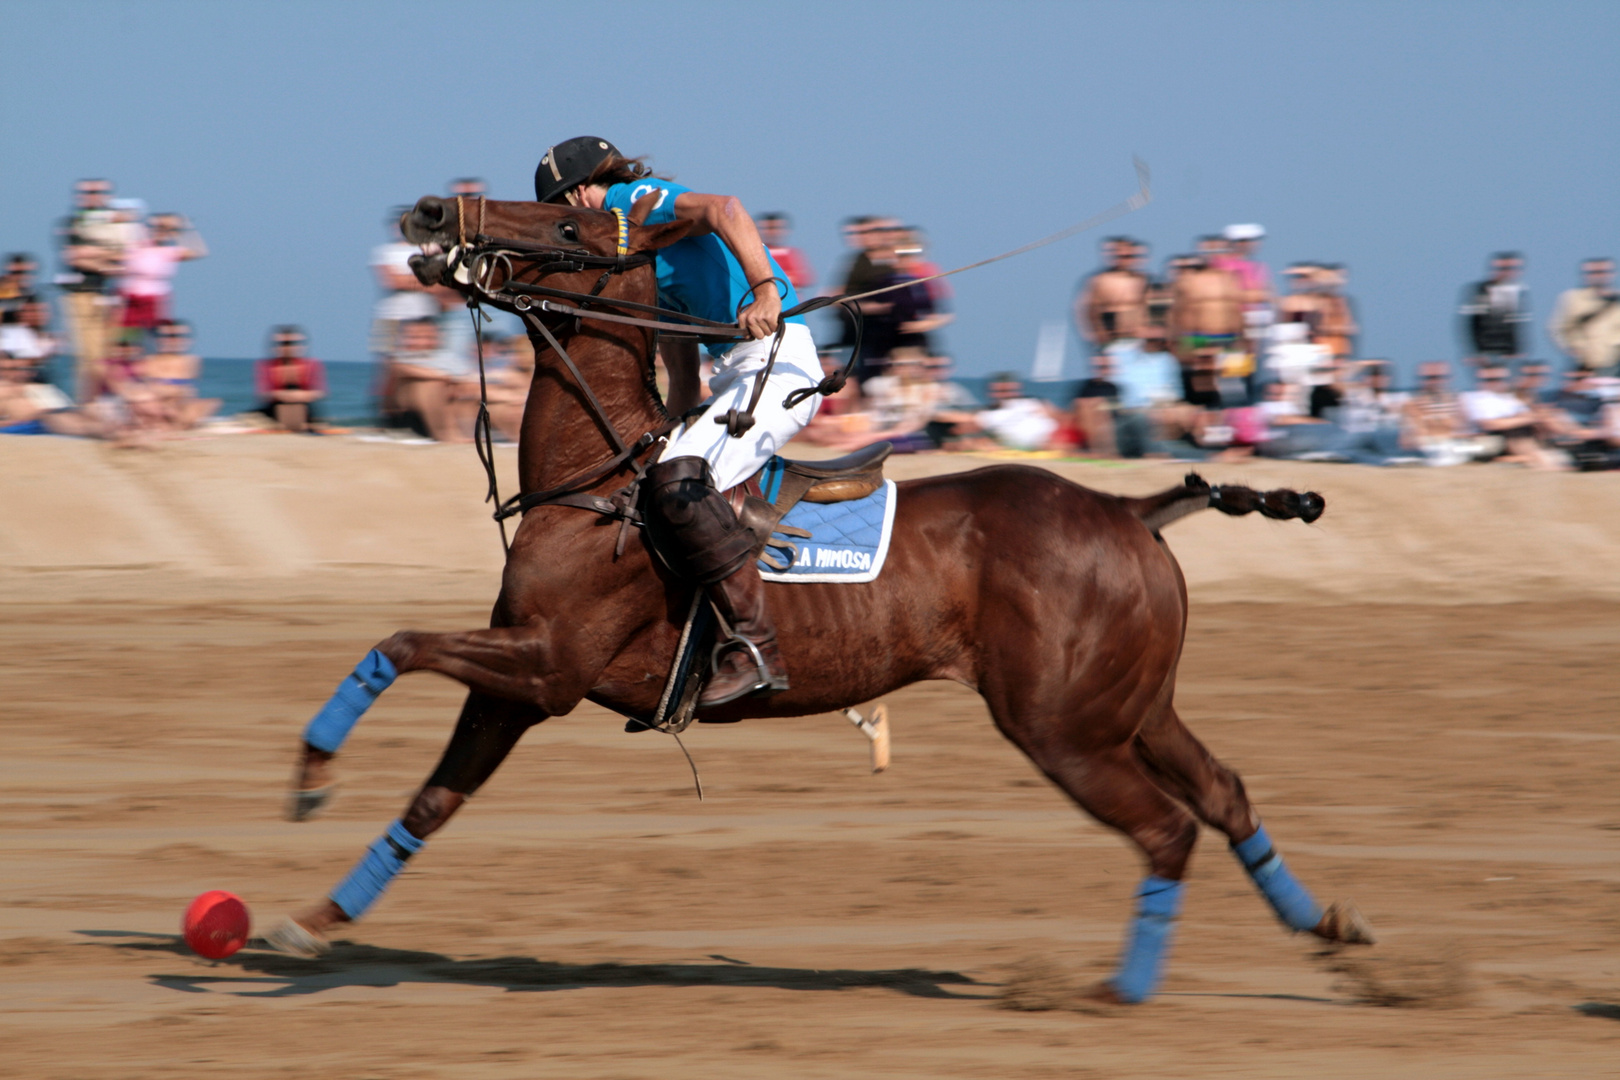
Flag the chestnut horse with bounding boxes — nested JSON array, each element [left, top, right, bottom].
[[269, 194, 1372, 1002]]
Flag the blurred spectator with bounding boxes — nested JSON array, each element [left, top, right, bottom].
[[0, 254, 40, 318], [1460, 252, 1529, 367], [837, 216, 902, 382], [757, 212, 815, 293], [1078, 236, 1148, 347], [119, 213, 207, 344], [0, 297, 57, 378], [448, 177, 486, 200], [968, 372, 1062, 451], [890, 228, 952, 355], [819, 348, 940, 453], [480, 333, 535, 443], [1073, 352, 1121, 455], [389, 316, 476, 442], [0, 350, 106, 436], [57, 179, 123, 401], [1168, 255, 1242, 408], [141, 320, 219, 431], [920, 353, 980, 448], [1144, 253, 1186, 336], [370, 207, 442, 411], [1215, 224, 1274, 396], [1548, 257, 1620, 375], [1404, 362, 1477, 466], [1458, 363, 1559, 467], [254, 326, 327, 433], [1315, 264, 1359, 360]]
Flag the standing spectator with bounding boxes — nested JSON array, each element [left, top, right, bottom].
[[1460, 252, 1530, 369], [1315, 264, 1359, 360], [1168, 255, 1243, 408], [254, 326, 327, 433], [1215, 224, 1274, 399], [370, 208, 441, 409], [1548, 257, 1620, 375], [1077, 236, 1148, 347], [891, 228, 952, 354], [757, 212, 815, 294], [843, 218, 905, 382], [119, 213, 207, 344], [1404, 362, 1472, 466], [56, 179, 123, 401]]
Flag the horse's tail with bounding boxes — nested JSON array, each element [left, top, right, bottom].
[[1125, 472, 1325, 533]]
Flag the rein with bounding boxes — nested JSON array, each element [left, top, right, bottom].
[[449, 162, 1152, 548]]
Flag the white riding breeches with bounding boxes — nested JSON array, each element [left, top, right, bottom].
[[661, 322, 821, 492]]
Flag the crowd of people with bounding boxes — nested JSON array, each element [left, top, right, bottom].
[[799, 224, 1620, 471], [6, 176, 1619, 471]]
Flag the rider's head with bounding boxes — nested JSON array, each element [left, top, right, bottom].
[[535, 136, 661, 208]]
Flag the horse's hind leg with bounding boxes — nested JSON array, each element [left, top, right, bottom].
[[1133, 703, 1374, 945], [267, 692, 541, 957]]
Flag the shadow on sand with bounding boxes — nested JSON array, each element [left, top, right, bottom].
[[78, 929, 988, 1001]]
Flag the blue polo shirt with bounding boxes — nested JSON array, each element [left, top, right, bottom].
[[603, 178, 804, 356]]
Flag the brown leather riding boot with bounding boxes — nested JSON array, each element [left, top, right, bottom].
[[700, 561, 790, 708]]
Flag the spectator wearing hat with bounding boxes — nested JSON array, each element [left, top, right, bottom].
[[118, 213, 207, 344]]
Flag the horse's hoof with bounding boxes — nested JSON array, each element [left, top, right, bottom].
[[262, 917, 330, 958], [1314, 900, 1376, 945], [285, 785, 336, 823]]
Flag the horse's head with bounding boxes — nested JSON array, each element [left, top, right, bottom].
[[399, 195, 689, 305]]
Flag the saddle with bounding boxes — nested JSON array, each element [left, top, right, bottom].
[[728, 442, 891, 569]]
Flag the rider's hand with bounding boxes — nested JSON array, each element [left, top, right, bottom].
[[738, 286, 782, 340]]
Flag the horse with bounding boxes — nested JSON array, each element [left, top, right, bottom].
[[265, 192, 1374, 1003]]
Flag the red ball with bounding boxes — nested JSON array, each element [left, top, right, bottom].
[[182, 890, 251, 960]]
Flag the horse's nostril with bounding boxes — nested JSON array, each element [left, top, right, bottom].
[[413, 196, 447, 229]]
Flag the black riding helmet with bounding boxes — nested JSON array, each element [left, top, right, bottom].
[[535, 136, 622, 203]]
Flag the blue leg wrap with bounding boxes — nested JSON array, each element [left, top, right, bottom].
[[302, 649, 397, 754], [1232, 824, 1323, 932], [329, 820, 424, 920], [1110, 875, 1183, 1004]]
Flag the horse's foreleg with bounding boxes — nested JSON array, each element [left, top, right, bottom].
[[1018, 735, 1200, 1005], [1133, 704, 1374, 946], [289, 625, 561, 820], [268, 692, 540, 957]]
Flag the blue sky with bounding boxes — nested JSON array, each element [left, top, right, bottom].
[[1, 0, 1616, 380]]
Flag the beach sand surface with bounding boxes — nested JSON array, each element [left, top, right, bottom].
[[2, 436, 1617, 1077]]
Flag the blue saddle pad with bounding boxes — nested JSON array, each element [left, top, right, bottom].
[[757, 469, 897, 585]]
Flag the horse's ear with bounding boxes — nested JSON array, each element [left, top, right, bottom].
[[631, 219, 693, 252], [628, 190, 661, 225]]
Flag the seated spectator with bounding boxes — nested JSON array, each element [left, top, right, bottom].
[[1074, 353, 1122, 455], [480, 334, 534, 443], [254, 325, 327, 433], [0, 298, 57, 380], [920, 353, 981, 450], [0, 253, 40, 318], [1405, 362, 1478, 466], [1458, 364, 1561, 468], [798, 348, 870, 447], [1535, 367, 1619, 470], [389, 317, 476, 442], [140, 320, 219, 431], [0, 351, 108, 437], [967, 372, 1062, 452], [813, 348, 939, 454]]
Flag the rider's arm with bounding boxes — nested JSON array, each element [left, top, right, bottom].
[[671, 191, 781, 339]]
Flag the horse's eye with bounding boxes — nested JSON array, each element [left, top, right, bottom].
[[558, 221, 579, 243]]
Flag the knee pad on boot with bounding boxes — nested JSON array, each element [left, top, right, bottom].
[[644, 457, 756, 584]]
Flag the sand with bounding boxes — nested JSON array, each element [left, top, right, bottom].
[[1, 435, 1617, 1077]]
